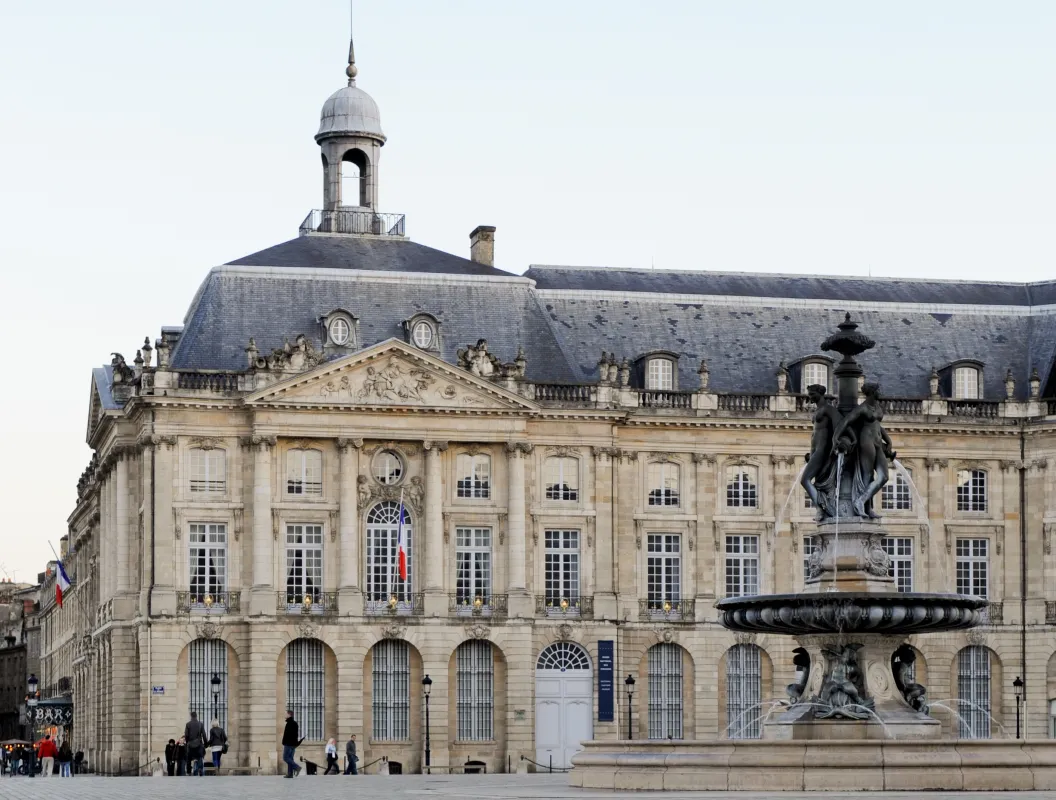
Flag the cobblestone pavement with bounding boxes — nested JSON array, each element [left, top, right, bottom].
[[1, 774, 1056, 800]]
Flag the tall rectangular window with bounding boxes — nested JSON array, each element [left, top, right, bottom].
[[647, 643, 683, 739], [544, 530, 580, 606], [956, 469, 987, 512], [456, 640, 494, 741], [881, 470, 912, 511], [802, 535, 817, 583], [801, 362, 829, 392], [646, 534, 681, 606], [957, 646, 991, 739], [954, 367, 980, 400], [725, 535, 759, 597], [544, 457, 579, 502], [456, 454, 491, 499], [372, 640, 410, 740], [455, 527, 492, 604], [882, 536, 914, 592], [726, 644, 762, 739], [956, 538, 988, 598], [646, 358, 674, 391], [286, 449, 322, 496], [189, 639, 228, 729], [647, 462, 680, 507], [188, 523, 227, 602], [285, 524, 323, 604], [726, 467, 759, 508], [189, 449, 226, 494], [286, 639, 324, 740]]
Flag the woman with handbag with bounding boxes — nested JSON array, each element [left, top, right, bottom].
[[208, 720, 227, 773]]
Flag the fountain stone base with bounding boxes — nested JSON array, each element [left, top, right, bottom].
[[804, 519, 894, 594]]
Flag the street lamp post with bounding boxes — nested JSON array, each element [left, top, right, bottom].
[[422, 674, 433, 774], [27, 674, 38, 743], [625, 674, 636, 740], [1014, 675, 1024, 739], [211, 672, 222, 726]]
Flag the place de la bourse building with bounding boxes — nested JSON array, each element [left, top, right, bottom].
[[48, 42, 1056, 775]]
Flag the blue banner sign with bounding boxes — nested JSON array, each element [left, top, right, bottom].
[[598, 640, 614, 722]]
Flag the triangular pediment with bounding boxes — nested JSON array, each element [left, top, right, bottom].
[[245, 339, 536, 411]]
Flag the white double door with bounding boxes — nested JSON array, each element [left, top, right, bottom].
[[535, 667, 593, 769]]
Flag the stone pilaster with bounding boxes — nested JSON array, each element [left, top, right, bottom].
[[424, 440, 448, 616], [924, 458, 948, 593], [337, 438, 363, 612], [591, 447, 618, 619], [693, 453, 717, 610], [146, 435, 177, 614], [506, 442, 533, 616], [246, 435, 277, 615]]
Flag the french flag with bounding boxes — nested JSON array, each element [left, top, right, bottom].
[[55, 560, 72, 608], [396, 494, 409, 582]]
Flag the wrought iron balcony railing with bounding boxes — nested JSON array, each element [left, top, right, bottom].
[[979, 601, 1003, 625], [364, 592, 425, 617], [276, 591, 339, 616], [299, 209, 406, 237], [449, 594, 508, 617], [176, 590, 241, 614], [1047, 602, 1056, 625], [638, 598, 695, 622], [536, 595, 594, 619]]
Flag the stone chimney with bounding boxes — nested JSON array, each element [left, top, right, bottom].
[[470, 225, 496, 267]]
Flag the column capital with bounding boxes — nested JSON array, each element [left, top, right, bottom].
[[505, 441, 534, 457], [591, 446, 620, 462], [691, 452, 716, 466], [423, 440, 449, 452], [240, 434, 277, 451], [137, 433, 177, 451], [336, 437, 364, 452], [924, 458, 948, 471]]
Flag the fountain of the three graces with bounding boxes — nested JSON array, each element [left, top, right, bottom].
[[572, 315, 1056, 791]]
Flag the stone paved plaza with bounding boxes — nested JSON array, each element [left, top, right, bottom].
[[1, 774, 1056, 800]]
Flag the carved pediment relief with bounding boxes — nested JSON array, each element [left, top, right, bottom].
[[246, 340, 534, 411]]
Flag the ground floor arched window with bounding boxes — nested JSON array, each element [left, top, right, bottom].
[[647, 643, 683, 740], [725, 643, 762, 739], [189, 638, 228, 728], [372, 639, 410, 740], [456, 640, 494, 741], [957, 645, 991, 739], [287, 638, 325, 740]]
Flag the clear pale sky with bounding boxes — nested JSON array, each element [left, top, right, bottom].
[[1, 1, 1054, 582]]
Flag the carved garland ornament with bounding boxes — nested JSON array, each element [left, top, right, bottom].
[[380, 623, 406, 640], [464, 623, 490, 640], [195, 622, 222, 640], [297, 622, 318, 640]]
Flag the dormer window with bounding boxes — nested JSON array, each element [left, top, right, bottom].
[[320, 309, 358, 350], [647, 359, 673, 390], [802, 362, 830, 393], [954, 366, 980, 400], [403, 313, 441, 352]]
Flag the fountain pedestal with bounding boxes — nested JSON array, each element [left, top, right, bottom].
[[804, 520, 894, 594]]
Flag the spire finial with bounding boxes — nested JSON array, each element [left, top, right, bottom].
[[346, 4, 358, 85]]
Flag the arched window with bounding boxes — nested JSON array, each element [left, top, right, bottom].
[[647, 643, 683, 740], [456, 454, 491, 499], [456, 640, 494, 742], [545, 457, 579, 502], [726, 465, 758, 508], [189, 639, 227, 729], [725, 644, 762, 739], [287, 638, 324, 740], [881, 469, 912, 511], [956, 469, 987, 512], [954, 366, 981, 400], [341, 149, 369, 207], [366, 502, 413, 606], [287, 449, 322, 496], [537, 642, 591, 672], [647, 462, 680, 507], [957, 646, 991, 739], [372, 640, 410, 740], [189, 448, 226, 494]]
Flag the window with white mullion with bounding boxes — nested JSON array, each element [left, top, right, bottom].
[[648, 643, 683, 739], [956, 469, 987, 512], [957, 646, 991, 739], [189, 449, 226, 495], [881, 470, 912, 511], [802, 535, 817, 583], [648, 462, 680, 507], [456, 527, 492, 604], [365, 502, 413, 603], [725, 535, 759, 597], [544, 457, 579, 502], [955, 538, 988, 598], [286, 449, 322, 496], [726, 467, 759, 508], [456, 454, 491, 499], [372, 640, 410, 741], [287, 639, 324, 740], [881, 536, 914, 592], [544, 530, 580, 606], [646, 534, 681, 607], [188, 522, 227, 601], [189, 639, 228, 729], [646, 358, 674, 391], [954, 367, 980, 400], [726, 644, 762, 739], [456, 640, 494, 742], [285, 524, 323, 604]]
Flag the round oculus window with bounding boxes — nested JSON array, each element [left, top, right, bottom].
[[411, 320, 434, 349], [373, 450, 404, 485], [329, 318, 351, 346]]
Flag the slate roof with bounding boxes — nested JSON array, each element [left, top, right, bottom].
[[226, 235, 514, 277], [157, 238, 1056, 402]]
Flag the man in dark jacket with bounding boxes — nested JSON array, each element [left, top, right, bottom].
[[184, 711, 206, 776], [164, 739, 177, 776], [344, 734, 358, 775], [281, 710, 302, 778]]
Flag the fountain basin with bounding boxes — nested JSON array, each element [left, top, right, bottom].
[[717, 592, 986, 635]]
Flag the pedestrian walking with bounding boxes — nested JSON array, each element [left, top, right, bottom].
[[344, 734, 358, 775], [174, 738, 187, 776], [208, 719, 227, 773], [164, 739, 176, 776], [57, 740, 73, 778], [37, 735, 56, 778], [8, 746, 20, 778], [323, 738, 339, 775], [184, 711, 206, 776], [281, 710, 304, 778]]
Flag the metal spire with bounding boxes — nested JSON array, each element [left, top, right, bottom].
[[346, 2, 358, 85]]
